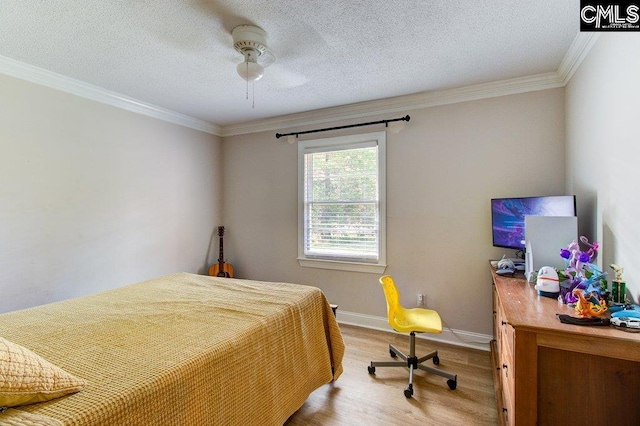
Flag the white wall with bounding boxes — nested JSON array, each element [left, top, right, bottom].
[[222, 88, 566, 337], [0, 74, 223, 313], [566, 34, 640, 304], [3, 52, 601, 341]]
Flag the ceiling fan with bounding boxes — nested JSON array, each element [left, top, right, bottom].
[[230, 24, 309, 103], [231, 25, 276, 83]]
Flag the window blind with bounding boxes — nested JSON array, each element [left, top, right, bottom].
[[303, 141, 379, 262]]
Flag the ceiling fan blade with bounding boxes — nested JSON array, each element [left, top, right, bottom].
[[258, 48, 276, 68], [267, 64, 309, 89]]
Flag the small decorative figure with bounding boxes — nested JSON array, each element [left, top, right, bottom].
[[610, 264, 624, 282], [535, 266, 560, 299], [558, 237, 606, 305], [573, 289, 608, 317], [609, 264, 627, 304]]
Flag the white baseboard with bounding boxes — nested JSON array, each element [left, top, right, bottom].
[[335, 310, 492, 352]]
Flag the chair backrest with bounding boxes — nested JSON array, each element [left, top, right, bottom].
[[379, 275, 401, 325], [379, 275, 444, 334]]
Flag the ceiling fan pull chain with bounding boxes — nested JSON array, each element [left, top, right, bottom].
[[252, 81, 255, 109], [245, 62, 249, 100]]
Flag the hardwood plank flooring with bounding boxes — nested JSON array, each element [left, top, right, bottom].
[[286, 324, 497, 425]]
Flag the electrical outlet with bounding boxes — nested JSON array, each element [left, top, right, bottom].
[[417, 293, 425, 307]]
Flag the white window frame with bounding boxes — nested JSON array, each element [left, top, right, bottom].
[[297, 131, 387, 274]]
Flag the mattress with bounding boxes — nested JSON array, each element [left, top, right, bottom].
[[0, 273, 344, 425]]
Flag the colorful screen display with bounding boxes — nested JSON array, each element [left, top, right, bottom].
[[491, 195, 576, 250]]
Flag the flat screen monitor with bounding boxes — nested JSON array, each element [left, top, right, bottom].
[[491, 195, 576, 250]]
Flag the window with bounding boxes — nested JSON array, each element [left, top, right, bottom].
[[297, 131, 386, 273]]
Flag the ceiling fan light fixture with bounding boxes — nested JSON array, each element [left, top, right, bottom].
[[237, 59, 264, 82], [231, 25, 271, 105], [232, 25, 269, 83]]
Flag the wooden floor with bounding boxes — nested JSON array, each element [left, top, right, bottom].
[[286, 324, 497, 425]]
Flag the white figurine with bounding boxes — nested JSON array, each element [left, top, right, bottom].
[[535, 266, 560, 298], [610, 264, 624, 282]]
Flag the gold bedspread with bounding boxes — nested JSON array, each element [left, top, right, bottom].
[[0, 273, 344, 425]]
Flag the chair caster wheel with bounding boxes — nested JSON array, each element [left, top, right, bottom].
[[433, 354, 440, 365], [447, 378, 457, 390], [389, 349, 397, 358], [368, 365, 375, 374], [404, 385, 413, 398]]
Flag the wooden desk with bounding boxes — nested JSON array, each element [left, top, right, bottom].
[[490, 268, 640, 426]]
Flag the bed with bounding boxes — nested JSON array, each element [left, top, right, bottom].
[[0, 272, 344, 425]]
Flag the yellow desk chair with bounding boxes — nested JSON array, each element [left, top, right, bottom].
[[368, 275, 457, 398]]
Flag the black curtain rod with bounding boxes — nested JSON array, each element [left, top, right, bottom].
[[275, 115, 410, 139]]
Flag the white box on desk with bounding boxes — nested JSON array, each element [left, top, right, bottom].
[[524, 216, 578, 282]]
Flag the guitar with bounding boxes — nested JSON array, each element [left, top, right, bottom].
[[208, 226, 234, 278]]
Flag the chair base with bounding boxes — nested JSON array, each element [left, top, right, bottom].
[[368, 331, 457, 397]]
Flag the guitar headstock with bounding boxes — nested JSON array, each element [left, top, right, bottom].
[[217, 226, 225, 236]]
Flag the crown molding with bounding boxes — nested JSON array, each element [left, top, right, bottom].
[[0, 55, 222, 136], [2, 31, 599, 139], [221, 33, 601, 137], [558, 32, 601, 84], [221, 71, 565, 137]]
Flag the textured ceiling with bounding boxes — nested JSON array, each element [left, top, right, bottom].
[[0, 1, 578, 128]]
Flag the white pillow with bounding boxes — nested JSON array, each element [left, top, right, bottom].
[[0, 337, 85, 407]]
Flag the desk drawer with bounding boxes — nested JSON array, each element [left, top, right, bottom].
[[503, 319, 515, 355], [500, 324, 516, 425], [496, 300, 507, 347], [500, 329, 515, 425]]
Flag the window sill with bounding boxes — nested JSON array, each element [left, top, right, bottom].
[[297, 258, 387, 274]]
